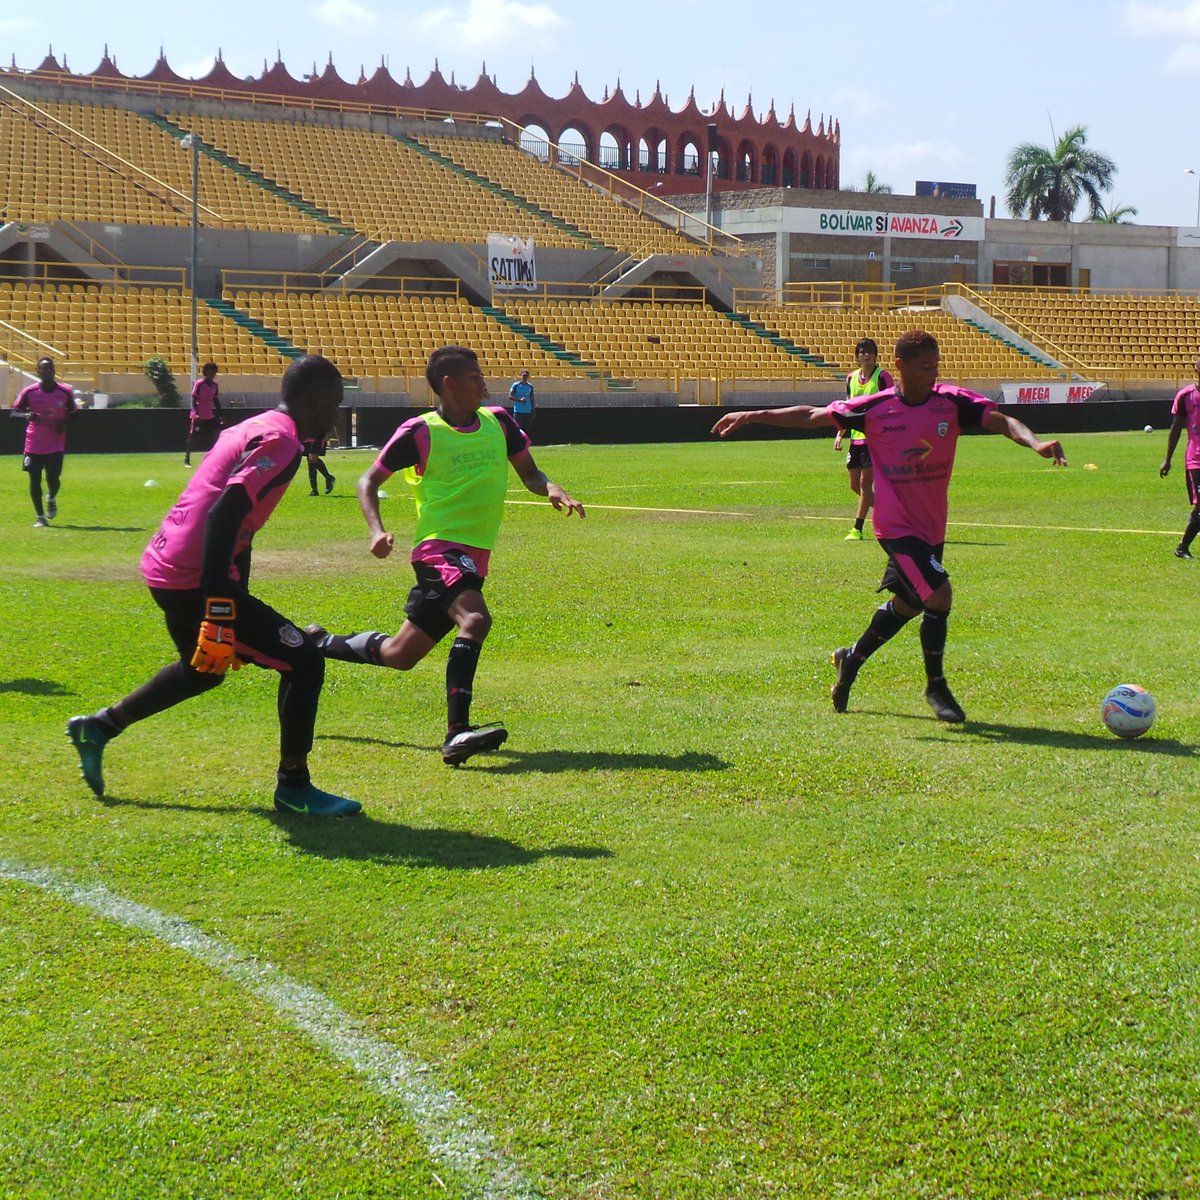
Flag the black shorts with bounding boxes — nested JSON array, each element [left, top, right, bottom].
[[1186, 467, 1200, 507], [190, 418, 220, 449], [150, 586, 322, 674], [845, 443, 871, 471], [404, 560, 485, 641], [23, 451, 64, 475], [877, 537, 949, 608]]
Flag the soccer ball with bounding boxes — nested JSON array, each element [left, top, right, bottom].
[[1101, 684, 1156, 739]]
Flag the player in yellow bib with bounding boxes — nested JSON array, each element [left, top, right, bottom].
[[834, 337, 893, 540], [309, 345, 585, 765]]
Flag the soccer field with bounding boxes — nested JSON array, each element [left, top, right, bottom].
[[2, 432, 1198, 1199]]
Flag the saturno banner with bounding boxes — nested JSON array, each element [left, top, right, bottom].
[[487, 233, 537, 291], [1000, 382, 1106, 403]]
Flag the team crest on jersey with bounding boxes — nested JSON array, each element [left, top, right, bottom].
[[459, 553, 478, 574], [936, 421, 950, 437], [255, 457, 276, 472], [280, 624, 304, 648]]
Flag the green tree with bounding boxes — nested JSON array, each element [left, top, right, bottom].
[[845, 170, 892, 194], [1004, 125, 1116, 221], [1091, 201, 1138, 225]]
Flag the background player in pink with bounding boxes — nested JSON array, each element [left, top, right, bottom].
[[1159, 358, 1200, 559], [12, 356, 76, 527], [713, 329, 1066, 723], [67, 355, 362, 816], [308, 344, 584, 766], [184, 361, 222, 467]]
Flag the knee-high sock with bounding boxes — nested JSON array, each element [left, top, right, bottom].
[[920, 608, 950, 683], [1181, 510, 1200, 553], [312, 630, 386, 665], [851, 600, 914, 661], [446, 638, 482, 731]]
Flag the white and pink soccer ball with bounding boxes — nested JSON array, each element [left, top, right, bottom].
[[1101, 684, 1156, 739]]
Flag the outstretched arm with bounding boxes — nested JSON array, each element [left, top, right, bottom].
[[712, 405, 838, 438], [982, 409, 1067, 465], [357, 463, 397, 558], [1161, 413, 1186, 477], [510, 449, 585, 518]]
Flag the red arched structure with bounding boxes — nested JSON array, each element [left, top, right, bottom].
[[0, 53, 839, 198]]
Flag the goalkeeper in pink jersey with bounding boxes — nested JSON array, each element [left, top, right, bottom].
[[308, 345, 585, 766], [67, 355, 362, 816], [714, 329, 1066, 724]]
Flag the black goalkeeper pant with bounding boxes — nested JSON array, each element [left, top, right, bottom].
[[112, 587, 325, 762]]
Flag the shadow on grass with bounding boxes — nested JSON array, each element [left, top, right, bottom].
[[0, 677, 75, 696], [319, 733, 730, 775], [264, 812, 613, 869], [914, 717, 1198, 756], [54, 524, 149, 533]]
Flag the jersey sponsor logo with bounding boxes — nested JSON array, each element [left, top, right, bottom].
[[930, 556, 946, 574], [254, 456, 276, 473], [457, 553, 479, 574], [279, 624, 304, 648], [882, 424, 905, 432]]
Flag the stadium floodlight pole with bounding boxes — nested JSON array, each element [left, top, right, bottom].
[[181, 133, 200, 386], [1187, 168, 1200, 228]]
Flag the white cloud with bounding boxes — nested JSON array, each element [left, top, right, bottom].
[[418, 0, 563, 50], [311, 0, 378, 27], [1164, 41, 1200, 70], [1122, 0, 1200, 36]]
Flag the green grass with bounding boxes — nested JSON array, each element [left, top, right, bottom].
[[2, 431, 1198, 1198]]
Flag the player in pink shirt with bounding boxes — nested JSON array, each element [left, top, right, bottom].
[[12, 357, 76, 527], [67, 355, 362, 816], [1159, 361, 1200, 559], [184, 361, 222, 467], [714, 329, 1066, 723]]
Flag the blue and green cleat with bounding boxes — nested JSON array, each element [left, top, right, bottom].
[[67, 715, 112, 797], [274, 782, 362, 816]]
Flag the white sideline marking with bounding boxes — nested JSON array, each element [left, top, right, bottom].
[[0, 859, 542, 1200], [507, 498, 1181, 537]]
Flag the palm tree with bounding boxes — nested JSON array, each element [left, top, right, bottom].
[[1091, 201, 1138, 225], [1004, 125, 1116, 221], [844, 170, 892, 194]]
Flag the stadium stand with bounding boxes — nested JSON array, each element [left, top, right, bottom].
[[406, 133, 709, 257], [966, 287, 1200, 381], [741, 305, 1066, 382], [0, 281, 287, 373]]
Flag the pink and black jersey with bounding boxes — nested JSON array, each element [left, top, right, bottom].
[[1170, 384, 1200, 470], [191, 377, 220, 421], [14, 381, 76, 455], [827, 383, 995, 544], [142, 409, 302, 590]]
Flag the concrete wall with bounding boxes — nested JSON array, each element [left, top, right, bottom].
[[1, 397, 1177, 458]]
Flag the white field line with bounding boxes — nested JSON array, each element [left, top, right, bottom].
[[505, 499, 1180, 537], [0, 859, 542, 1200]]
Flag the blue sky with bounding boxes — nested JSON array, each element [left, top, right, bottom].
[[2, 0, 1197, 227]]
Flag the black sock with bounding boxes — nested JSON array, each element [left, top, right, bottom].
[[851, 600, 913, 662], [1181, 511, 1200, 552], [94, 707, 125, 736], [277, 766, 311, 790], [854, 517, 865, 531], [920, 609, 950, 684], [313, 630, 386, 665], [446, 638, 482, 732]]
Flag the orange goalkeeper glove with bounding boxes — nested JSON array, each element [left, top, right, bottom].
[[190, 596, 242, 674]]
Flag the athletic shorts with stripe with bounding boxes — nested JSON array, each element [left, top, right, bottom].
[[876, 536, 949, 607]]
